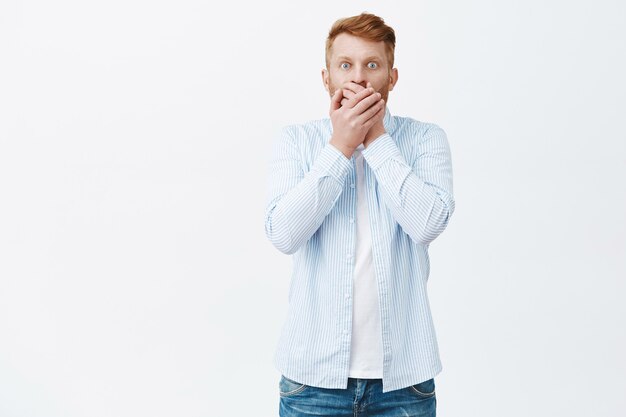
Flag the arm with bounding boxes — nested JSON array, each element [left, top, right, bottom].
[[264, 126, 352, 254], [361, 124, 455, 245]]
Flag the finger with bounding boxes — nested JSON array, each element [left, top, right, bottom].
[[358, 99, 385, 125], [367, 103, 386, 128], [330, 88, 343, 111], [342, 81, 366, 95], [344, 87, 375, 109], [342, 88, 356, 99], [352, 90, 382, 114]]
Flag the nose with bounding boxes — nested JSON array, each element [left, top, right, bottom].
[[351, 67, 367, 88]]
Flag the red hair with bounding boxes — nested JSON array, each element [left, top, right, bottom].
[[325, 13, 396, 68]]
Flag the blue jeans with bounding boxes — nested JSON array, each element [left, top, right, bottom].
[[279, 375, 436, 416]]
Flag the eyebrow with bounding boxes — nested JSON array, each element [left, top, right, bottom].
[[336, 55, 384, 62]]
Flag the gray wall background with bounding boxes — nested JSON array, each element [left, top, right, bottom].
[[1, 1, 624, 416]]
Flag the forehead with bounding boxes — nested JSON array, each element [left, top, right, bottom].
[[329, 33, 386, 61]]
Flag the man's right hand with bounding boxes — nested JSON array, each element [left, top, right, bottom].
[[328, 84, 385, 159]]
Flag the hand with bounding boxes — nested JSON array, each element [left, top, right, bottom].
[[363, 109, 386, 148], [340, 82, 386, 148], [340, 82, 367, 107], [328, 83, 385, 158]]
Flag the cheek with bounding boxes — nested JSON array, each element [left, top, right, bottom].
[[330, 72, 346, 83], [374, 74, 389, 87], [373, 82, 386, 93]]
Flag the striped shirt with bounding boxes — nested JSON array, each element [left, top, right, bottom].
[[264, 106, 455, 393]]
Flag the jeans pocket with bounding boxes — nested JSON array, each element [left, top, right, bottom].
[[279, 375, 308, 397], [408, 377, 436, 398]]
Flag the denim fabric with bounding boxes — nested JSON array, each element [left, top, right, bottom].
[[279, 375, 436, 416]]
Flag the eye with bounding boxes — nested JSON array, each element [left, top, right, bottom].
[[340, 62, 350, 70], [367, 62, 378, 69]]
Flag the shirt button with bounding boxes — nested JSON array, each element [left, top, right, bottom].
[[343, 330, 349, 335], [350, 183, 355, 188], [346, 253, 351, 259], [345, 293, 351, 299], [349, 218, 355, 223]]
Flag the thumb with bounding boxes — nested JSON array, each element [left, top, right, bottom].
[[330, 88, 342, 111]]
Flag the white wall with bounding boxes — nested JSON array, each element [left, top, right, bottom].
[[1, 1, 624, 416]]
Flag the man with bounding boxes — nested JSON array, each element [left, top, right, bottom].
[[264, 12, 454, 417]]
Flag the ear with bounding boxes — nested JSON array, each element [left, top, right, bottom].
[[321, 68, 330, 92], [388, 68, 399, 91]]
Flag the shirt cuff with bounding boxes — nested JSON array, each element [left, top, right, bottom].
[[310, 141, 352, 184], [361, 133, 403, 170]]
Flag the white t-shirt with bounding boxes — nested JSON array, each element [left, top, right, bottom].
[[347, 143, 384, 378]]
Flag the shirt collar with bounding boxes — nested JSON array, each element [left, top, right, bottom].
[[382, 105, 395, 134]]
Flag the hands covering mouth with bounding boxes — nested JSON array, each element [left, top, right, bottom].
[[328, 81, 386, 158]]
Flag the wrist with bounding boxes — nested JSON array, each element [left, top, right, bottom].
[[329, 137, 356, 159], [364, 127, 386, 147]]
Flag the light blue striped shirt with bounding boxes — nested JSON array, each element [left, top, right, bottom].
[[264, 106, 455, 393]]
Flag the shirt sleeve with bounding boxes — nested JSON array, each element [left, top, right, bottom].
[[264, 126, 352, 254], [361, 123, 455, 246]]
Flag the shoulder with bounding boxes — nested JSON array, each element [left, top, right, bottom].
[[280, 117, 331, 143], [392, 115, 447, 140]]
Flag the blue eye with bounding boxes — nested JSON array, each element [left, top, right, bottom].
[[340, 62, 350, 70], [367, 62, 378, 69]]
